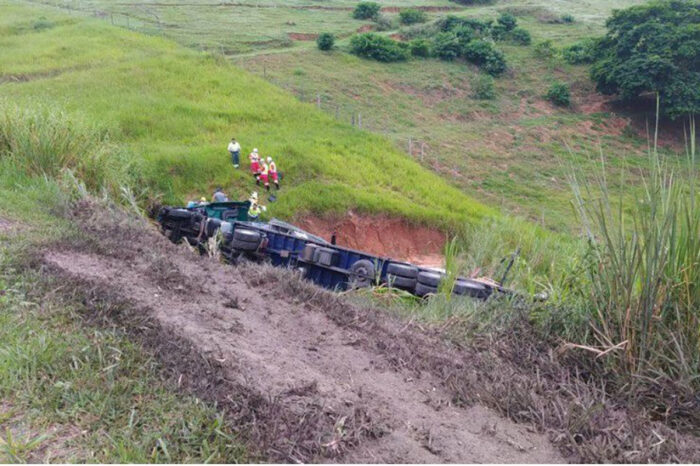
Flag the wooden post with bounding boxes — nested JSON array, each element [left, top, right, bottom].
[[358, 113, 362, 129], [335, 105, 339, 119], [351, 114, 355, 126], [408, 137, 412, 155], [316, 93, 321, 109], [420, 142, 425, 162]]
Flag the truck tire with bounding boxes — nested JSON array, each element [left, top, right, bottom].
[[205, 218, 223, 237], [417, 271, 443, 287], [453, 279, 490, 299], [231, 238, 259, 251], [387, 262, 419, 279], [414, 282, 437, 297], [165, 208, 193, 220], [349, 259, 375, 288], [233, 229, 261, 244], [301, 244, 319, 262], [387, 275, 416, 290]]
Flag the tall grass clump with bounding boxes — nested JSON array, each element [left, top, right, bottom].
[[568, 115, 699, 416], [0, 103, 139, 197]]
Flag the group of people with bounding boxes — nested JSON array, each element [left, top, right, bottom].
[[228, 138, 281, 192], [187, 138, 280, 219]]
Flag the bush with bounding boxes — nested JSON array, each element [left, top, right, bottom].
[[432, 32, 461, 61], [490, 23, 508, 41], [546, 82, 570, 106], [399, 9, 427, 25], [534, 39, 555, 59], [562, 14, 574, 23], [373, 13, 395, 31], [409, 39, 431, 57], [462, 39, 507, 76], [562, 39, 595, 64], [438, 15, 491, 34], [471, 74, 495, 99], [497, 12, 517, 31], [589, 0, 700, 118], [453, 25, 475, 47], [349, 33, 409, 62], [509, 27, 531, 45], [33, 17, 54, 31], [352, 2, 380, 20], [316, 33, 335, 51]]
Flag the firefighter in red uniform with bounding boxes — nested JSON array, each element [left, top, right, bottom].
[[266, 156, 280, 190], [258, 158, 270, 191], [249, 148, 260, 182]]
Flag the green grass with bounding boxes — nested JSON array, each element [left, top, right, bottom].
[[0, 239, 247, 463], [1, 2, 501, 231]]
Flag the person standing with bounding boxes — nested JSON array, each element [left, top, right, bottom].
[[258, 159, 270, 191], [228, 138, 241, 168], [249, 148, 261, 181], [212, 187, 228, 202], [267, 156, 280, 190]]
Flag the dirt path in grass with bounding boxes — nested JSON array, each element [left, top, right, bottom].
[[41, 210, 562, 463]]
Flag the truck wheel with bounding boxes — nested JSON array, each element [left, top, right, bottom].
[[453, 279, 490, 299], [414, 282, 437, 297], [349, 259, 375, 288], [231, 238, 259, 251], [205, 218, 223, 237], [387, 262, 419, 278], [233, 229, 261, 243], [387, 275, 416, 290], [417, 271, 444, 287]]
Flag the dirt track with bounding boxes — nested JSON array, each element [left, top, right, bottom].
[[41, 211, 563, 463]]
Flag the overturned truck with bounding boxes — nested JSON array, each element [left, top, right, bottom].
[[157, 201, 506, 300]]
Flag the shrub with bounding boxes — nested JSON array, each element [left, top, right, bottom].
[[562, 39, 595, 64], [409, 39, 431, 57], [349, 33, 409, 62], [497, 12, 517, 31], [373, 13, 395, 31], [438, 15, 491, 34], [399, 9, 427, 25], [316, 33, 335, 51], [589, 0, 700, 118], [546, 82, 570, 106], [352, 2, 380, 20], [453, 25, 475, 47], [432, 32, 461, 61], [490, 23, 508, 41], [534, 39, 555, 59], [462, 39, 507, 76], [33, 17, 54, 31], [471, 74, 495, 99], [509, 27, 531, 45], [562, 14, 574, 23]]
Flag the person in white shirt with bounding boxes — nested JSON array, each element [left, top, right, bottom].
[[227, 138, 241, 168]]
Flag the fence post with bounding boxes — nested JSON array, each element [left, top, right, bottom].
[[351, 114, 355, 126], [420, 142, 425, 162], [335, 105, 339, 119], [358, 113, 362, 129], [408, 137, 412, 155], [316, 93, 321, 109]]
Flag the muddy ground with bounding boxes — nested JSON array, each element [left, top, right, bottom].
[[35, 204, 562, 463]]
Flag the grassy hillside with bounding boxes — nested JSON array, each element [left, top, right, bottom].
[[0, 2, 495, 229]]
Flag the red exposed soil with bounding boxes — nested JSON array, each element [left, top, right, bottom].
[[294, 213, 445, 267], [356, 24, 374, 33], [288, 32, 317, 41], [381, 5, 459, 12]]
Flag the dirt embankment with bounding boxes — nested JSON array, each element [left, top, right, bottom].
[[295, 213, 445, 267], [39, 204, 561, 463]]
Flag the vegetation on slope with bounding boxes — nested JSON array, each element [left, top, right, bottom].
[[0, 3, 493, 230]]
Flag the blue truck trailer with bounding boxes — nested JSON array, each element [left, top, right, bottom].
[[157, 202, 501, 300]]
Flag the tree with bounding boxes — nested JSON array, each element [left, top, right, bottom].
[[352, 2, 381, 20], [462, 39, 507, 76], [590, 0, 700, 118], [316, 33, 335, 51]]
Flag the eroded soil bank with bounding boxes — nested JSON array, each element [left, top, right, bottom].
[[295, 213, 445, 268]]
